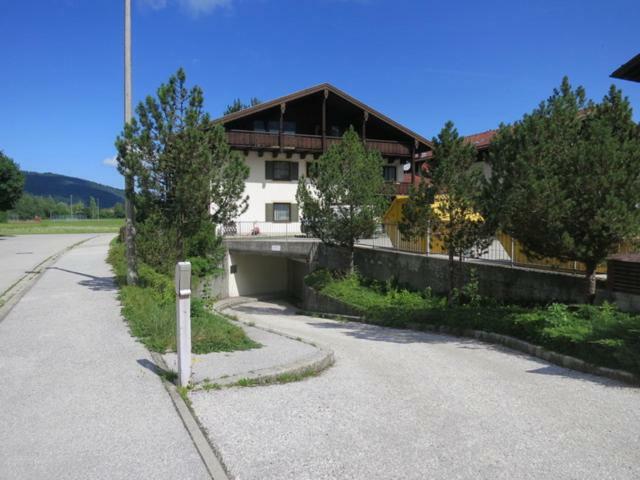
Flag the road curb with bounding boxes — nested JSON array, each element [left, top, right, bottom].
[[212, 297, 335, 387], [151, 352, 231, 480], [147, 298, 335, 480], [297, 307, 639, 387], [0, 236, 96, 324]]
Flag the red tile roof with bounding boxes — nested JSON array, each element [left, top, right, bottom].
[[416, 129, 497, 161], [464, 129, 497, 150]]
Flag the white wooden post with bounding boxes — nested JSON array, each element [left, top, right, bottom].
[[175, 262, 192, 388]]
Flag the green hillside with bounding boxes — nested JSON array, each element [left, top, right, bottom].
[[23, 171, 124, 208]]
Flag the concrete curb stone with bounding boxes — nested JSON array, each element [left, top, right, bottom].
[[299, 297, 639, 387], [0, 236, 96, 324]]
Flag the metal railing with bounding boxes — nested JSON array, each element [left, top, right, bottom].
[[219, 221, 613, 275], [218, 221, 303, 238]]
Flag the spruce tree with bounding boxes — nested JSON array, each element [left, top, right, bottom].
[[401, 121, 492, 302], [296, 127, 387, 272], [485, 77, 640, 303]]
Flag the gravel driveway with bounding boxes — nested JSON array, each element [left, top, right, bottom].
[[191, 300, 640, 480]]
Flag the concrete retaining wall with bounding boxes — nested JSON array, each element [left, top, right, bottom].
[[302, 286, 363, 317], [314, 245, 606, 305]]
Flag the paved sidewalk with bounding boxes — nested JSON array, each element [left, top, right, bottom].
[[163, 323, 320, 384], [0, 235, 209, 480], [191, 300, 640, 480], [0, 233, 96, 295]]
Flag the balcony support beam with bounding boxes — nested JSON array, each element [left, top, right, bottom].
[[362, 110, 369, 144], [279, 103, 286, 152], [410, 140, 417, 184], [322, 89, 328, 152]]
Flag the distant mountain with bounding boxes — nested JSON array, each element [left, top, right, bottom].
[[23, 171, 124, 208]]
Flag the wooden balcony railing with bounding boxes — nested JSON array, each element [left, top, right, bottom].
[[226, 130, 412, 157], [392, 182, 413, 195]]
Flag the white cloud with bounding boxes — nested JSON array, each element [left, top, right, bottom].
[[140, 0, 231, 16], [179, 0, 232, 16], [102, 155, 118, 168], [140, 0, 169, 10]]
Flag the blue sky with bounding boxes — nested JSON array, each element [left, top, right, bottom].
[[0, 0, 638, 189]]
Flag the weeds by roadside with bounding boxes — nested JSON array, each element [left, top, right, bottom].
[[108, 239, 260, 354], [306, 269, 640, 375]]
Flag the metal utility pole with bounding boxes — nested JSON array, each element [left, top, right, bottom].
[[125, 0, 132, 124], [123, 0, 138, 285]]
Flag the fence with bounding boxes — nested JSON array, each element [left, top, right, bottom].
[[359, 223, 609, 275], [218, 221, 303, 238], [219, 221, 637, 276]]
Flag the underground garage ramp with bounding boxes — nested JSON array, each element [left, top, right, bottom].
[[227, 252, 308, 300]]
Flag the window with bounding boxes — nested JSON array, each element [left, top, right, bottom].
[[273, 203, 291, 222], [383, 166, 397, 182], [273, 161, 291, 180], [266, 203, 299, 222], [252, 120, 266, 132], [266, 161, 299, 181], [283, 121, 296, 134], [267, 120, 280, 133]]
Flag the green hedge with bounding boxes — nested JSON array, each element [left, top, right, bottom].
[[108, 240, 259, 354], [306, 269, 640, 375]]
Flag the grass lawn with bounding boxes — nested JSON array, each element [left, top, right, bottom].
[[306, 269, 640, 375], [0, 218, 124, 235], [108, 239, 259, 354]]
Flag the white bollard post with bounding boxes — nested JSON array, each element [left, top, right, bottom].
[[175, 262, 192, 388]]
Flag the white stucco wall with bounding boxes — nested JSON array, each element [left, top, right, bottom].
[[239, 151, 302, 223], [235, 150, 402, 227], [227, 253, 288, 297]]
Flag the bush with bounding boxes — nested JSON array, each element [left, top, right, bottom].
[[306, 269, 640, 374], [135, 215, 224, 278]]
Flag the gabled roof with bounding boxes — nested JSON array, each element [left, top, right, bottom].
[[214, 82, 433, 149], [611, 53, 640, 82]]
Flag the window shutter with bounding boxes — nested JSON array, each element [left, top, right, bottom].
[[306, 161, 317, 178], [291, 204, 299, 222], [265, 161, 274, 180], [265, 203, 274, 222], [290, 162, 299, 180]]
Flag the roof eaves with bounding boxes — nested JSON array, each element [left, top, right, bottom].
[[213, 83, 433, 149], [611, 53, 640, 82]]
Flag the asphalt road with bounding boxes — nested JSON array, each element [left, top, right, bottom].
[[192, 300, 640, 480], [0, 233, 96, 295], [0, 235, 209, 479]]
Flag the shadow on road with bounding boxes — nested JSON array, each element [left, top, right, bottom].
[[48, 266, 117, 292], [137, 358, 175, 381], [234, 302, 637, 390]]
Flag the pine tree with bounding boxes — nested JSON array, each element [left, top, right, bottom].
[[116, 68, 249, 269], [485, 77, 640, 303], [297, 127, 387, 272], [401, 121, 492, 302], [223, 97, 262, 115], [0, 151, 24, 212]]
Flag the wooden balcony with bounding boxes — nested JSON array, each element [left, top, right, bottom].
[[392, 182, 413, 195], [226, 130, 413, 157]]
